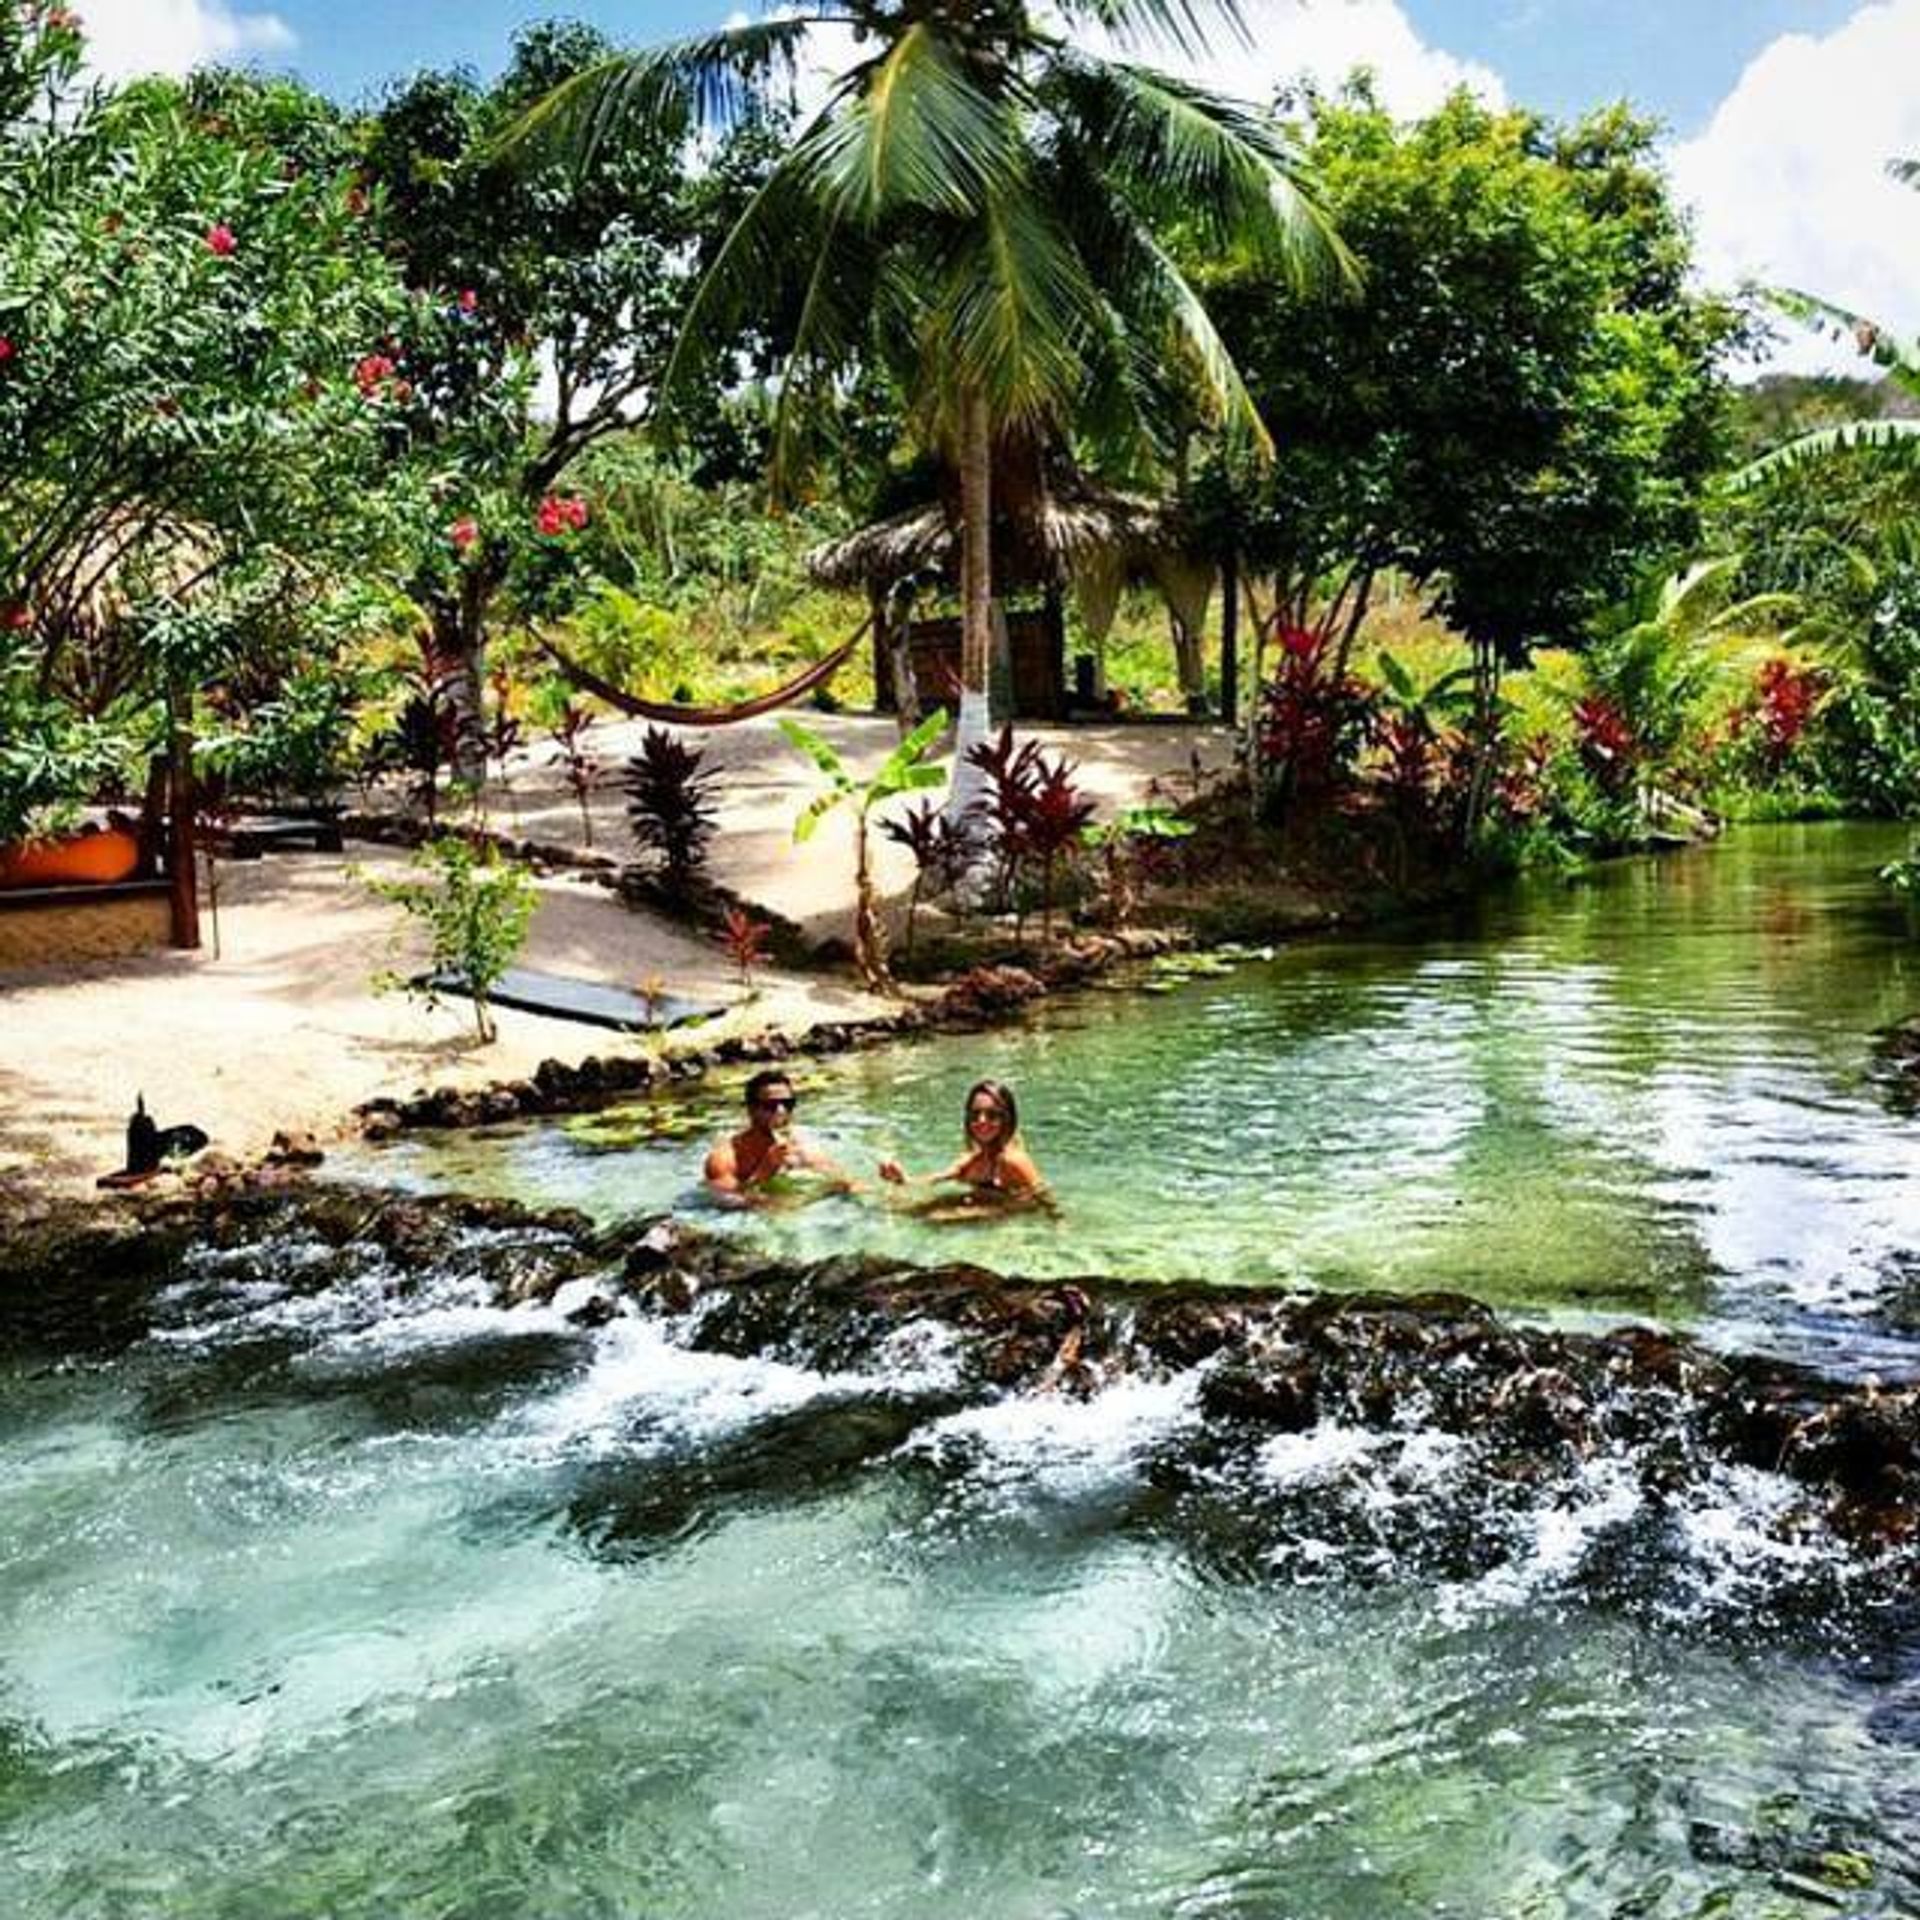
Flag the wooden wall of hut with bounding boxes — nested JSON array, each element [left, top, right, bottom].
[[872, 595, 1067, 722]]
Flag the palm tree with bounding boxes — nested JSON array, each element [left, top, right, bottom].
[[1741, 156, 1920, 483], [512, 1, 1348, 828]]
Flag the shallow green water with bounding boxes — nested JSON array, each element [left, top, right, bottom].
[[9, 822, 1920, 1917], [377, 823, 1920, 1364]]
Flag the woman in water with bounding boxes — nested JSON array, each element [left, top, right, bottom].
[[878, 1079, 1048, 1210]]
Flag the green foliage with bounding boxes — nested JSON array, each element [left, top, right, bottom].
[[0, 645, 145, 843], [363, 836, 536, 1043], [779, 708, 949, 989], [1201, 88, 1740, 665]]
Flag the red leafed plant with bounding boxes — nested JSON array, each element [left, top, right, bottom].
[[1753, 658, 1823, 770], [716, 904, 772, 989], [1256, 623, 1374, 817], [1572, 694, 1638, 794]]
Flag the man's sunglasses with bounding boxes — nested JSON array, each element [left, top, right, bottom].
[[756, 1095, 797, 1112]]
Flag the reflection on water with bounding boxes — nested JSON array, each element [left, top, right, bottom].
[[371, 824, 1920, 1365]]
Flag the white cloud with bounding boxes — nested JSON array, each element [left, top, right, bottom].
[[77, 0, 296, 82], [1080, 0, 1506, 120], [1670, 0, 1920, 377], [752, 1, 1502, 127]]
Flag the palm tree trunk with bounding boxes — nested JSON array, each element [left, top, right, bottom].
[[946, 388, 994, 848]]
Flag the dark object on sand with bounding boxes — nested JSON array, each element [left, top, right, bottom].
[[420, 966, 722, 1034], [126, 1093, 160, 1175], [105, 1094, 209, 1188]]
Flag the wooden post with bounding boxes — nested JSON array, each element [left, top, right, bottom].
[[165, 694, 200, 951], [870, 582, 897, 713], [1043, 585, 1067, 720], [1220, 547, 1239, 729]]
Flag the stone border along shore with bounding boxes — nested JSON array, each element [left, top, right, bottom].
[[351, 930, 1186, 1144], [17, 1184, 1918, 1586]]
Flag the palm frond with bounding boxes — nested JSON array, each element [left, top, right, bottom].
[[810, 24, 1026, 221], [1765, 285, 1920, 390], [1888, 155, 1920, 190], [1042, 53, 1352, 291], [495, 18, 813, 172], [655, 101, 854, 419], [924, 190, 1105, 430], [1730, 418, 1920, 488], [1083, 184, 1272, 455], [1051, 0, 1251, 62]]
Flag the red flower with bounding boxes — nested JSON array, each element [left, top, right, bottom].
[[0, 337, 14, 364], [353, 352, 397, 397], [458, 288, 479, 314], [1276, 622, 1321, 660], [448, 517, 480, 551], [535, 494, 590, 537], [205, 223, 237, 257], [2, 604, 32, 632]]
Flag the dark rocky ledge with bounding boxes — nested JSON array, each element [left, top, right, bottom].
[[12, 1185, 1915, 1604]]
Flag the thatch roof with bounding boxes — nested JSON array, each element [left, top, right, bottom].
[[806, 479, 1191, 594]]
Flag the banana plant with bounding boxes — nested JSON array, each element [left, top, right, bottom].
[[780, 708, 950, 992], [1737, 156, 1920, 485]]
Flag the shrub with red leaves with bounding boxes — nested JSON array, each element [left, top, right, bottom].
[[1256, 624, 1373, 812], [1754, 658, 1823, 770], [1572, 694, 1638, 794]]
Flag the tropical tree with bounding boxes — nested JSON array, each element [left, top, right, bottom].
[[360, 21, 781, 779], [1200, 90, 1741, 835], [1743, 156, 1920, 481], [513, 0, 1348, 830]]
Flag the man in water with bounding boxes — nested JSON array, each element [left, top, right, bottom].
[[704, 1070, 853, 1205]]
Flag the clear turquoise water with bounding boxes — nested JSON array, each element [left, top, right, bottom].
[[373, 822, 1920, 1365], [8, 822, 1920, 1917]]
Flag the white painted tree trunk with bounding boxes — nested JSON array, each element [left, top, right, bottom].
[[946, 389, 996, 860]]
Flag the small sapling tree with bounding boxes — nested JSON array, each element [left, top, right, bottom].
[[363, 836, 536, 1042], [780, 709, 948, 993]]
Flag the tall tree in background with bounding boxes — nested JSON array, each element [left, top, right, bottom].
[[361, 22, 779, 779], [515, 0, 1347, 825], [1201, 88, 1740, 830]]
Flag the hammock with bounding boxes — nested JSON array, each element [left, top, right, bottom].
[[537, 617, 869, 728]]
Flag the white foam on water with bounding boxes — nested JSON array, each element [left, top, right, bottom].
[[902, 1368, 1201, 1497], [1442, 1455, 1645, 1621], [510, 1312, 885, 1461], [1666, 1461, 1846, 1613]]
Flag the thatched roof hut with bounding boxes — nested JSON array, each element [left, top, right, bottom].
[[805, 478, 1182, 595], [807, 477, 1225, 718]]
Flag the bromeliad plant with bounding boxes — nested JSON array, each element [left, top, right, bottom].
[[1080, 804, 1196, 929], [715, 903, 773, 990], [877, 797, 970, 961], [780, 709, 949, 993]]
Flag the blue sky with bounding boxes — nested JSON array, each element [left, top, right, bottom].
[[239, 0, 1861, 134], [84, 0, 1920, 373]]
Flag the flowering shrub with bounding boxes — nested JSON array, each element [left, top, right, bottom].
[[535, 494, 590, 537], [1751, 658, 1823, 771]]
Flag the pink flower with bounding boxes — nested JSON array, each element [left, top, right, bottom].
[[458, 288, 479, 314], [205, 223, 237, 257], [0, 337, 14, 364], [449, 517, 480, 551]]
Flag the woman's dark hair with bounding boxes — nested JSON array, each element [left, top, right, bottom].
[[964, 1079, 1019, 1145]]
